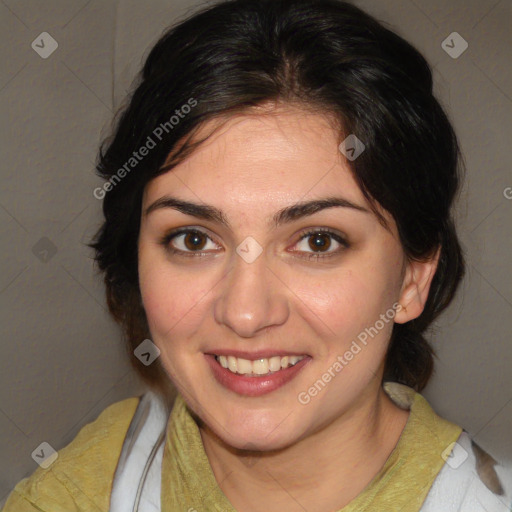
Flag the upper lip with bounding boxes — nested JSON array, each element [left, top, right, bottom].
[[206, 349, 310, 360]]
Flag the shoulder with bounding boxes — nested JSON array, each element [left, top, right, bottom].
[[2, 396, 141, 512], [383, 382, 512, 511], [421, 430, 512, 511]]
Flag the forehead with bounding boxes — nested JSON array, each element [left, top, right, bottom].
[[143, 106, 368, 211]]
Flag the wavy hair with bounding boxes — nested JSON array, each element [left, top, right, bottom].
[[90, 0, 465, 396]]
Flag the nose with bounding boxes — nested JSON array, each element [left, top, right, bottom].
[[213, 249, 289, 338]]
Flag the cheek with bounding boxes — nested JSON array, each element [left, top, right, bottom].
[[293, 265, 399, 354], [294, 270, 378, 328], [138, 257, 207, 337]]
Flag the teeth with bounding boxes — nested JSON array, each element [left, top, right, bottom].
[[289, 356, 301, 365], [215, 354, 306, 376], [269, 356, 281, 372], [252, 358, 268, 375], [237, 358, 253, 374], [228, 356, 237, 373]]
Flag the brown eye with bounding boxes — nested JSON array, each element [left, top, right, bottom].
[[183, 231, 208, 251], [293, 228, 349, 261], [161, 228, 219, 256], [307, 232, 332, 252]]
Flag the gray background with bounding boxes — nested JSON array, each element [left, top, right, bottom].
[[1, 0, 511, 505]]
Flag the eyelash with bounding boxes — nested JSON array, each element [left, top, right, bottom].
[[159, 227, 349, 261]]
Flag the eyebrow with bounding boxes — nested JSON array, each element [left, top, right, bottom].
[[144, 195, 370, 229]]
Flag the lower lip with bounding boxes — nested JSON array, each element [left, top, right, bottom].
[[205, 354, 311, 397]]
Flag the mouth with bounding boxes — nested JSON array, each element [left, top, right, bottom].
[[214, 354, 306, 377], [205, 352, 311, 397]]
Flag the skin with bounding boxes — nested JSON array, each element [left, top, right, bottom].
[[138, 104, 439, 511]]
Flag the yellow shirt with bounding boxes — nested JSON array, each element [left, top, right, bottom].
[[2, 383, 462, 512]]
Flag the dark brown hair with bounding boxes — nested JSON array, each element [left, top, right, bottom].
[[90, 0, 465, 396]]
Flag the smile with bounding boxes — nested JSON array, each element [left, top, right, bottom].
[[206, 353, 311, 397], [214, 354, 306, 377]]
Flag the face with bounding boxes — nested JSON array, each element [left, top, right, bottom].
[[138, 105, 415, 451]]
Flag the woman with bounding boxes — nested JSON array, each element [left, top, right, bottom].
[[4, 0, 511, 511]]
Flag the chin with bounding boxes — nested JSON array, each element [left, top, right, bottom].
[[210, 407, 307, 452]]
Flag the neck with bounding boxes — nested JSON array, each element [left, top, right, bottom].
[[198, 383, 410, 512]]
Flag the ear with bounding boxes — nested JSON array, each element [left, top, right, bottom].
[[394, 246, 441, 324]]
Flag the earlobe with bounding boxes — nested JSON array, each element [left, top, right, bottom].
[[395, 246, 441, 324]]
